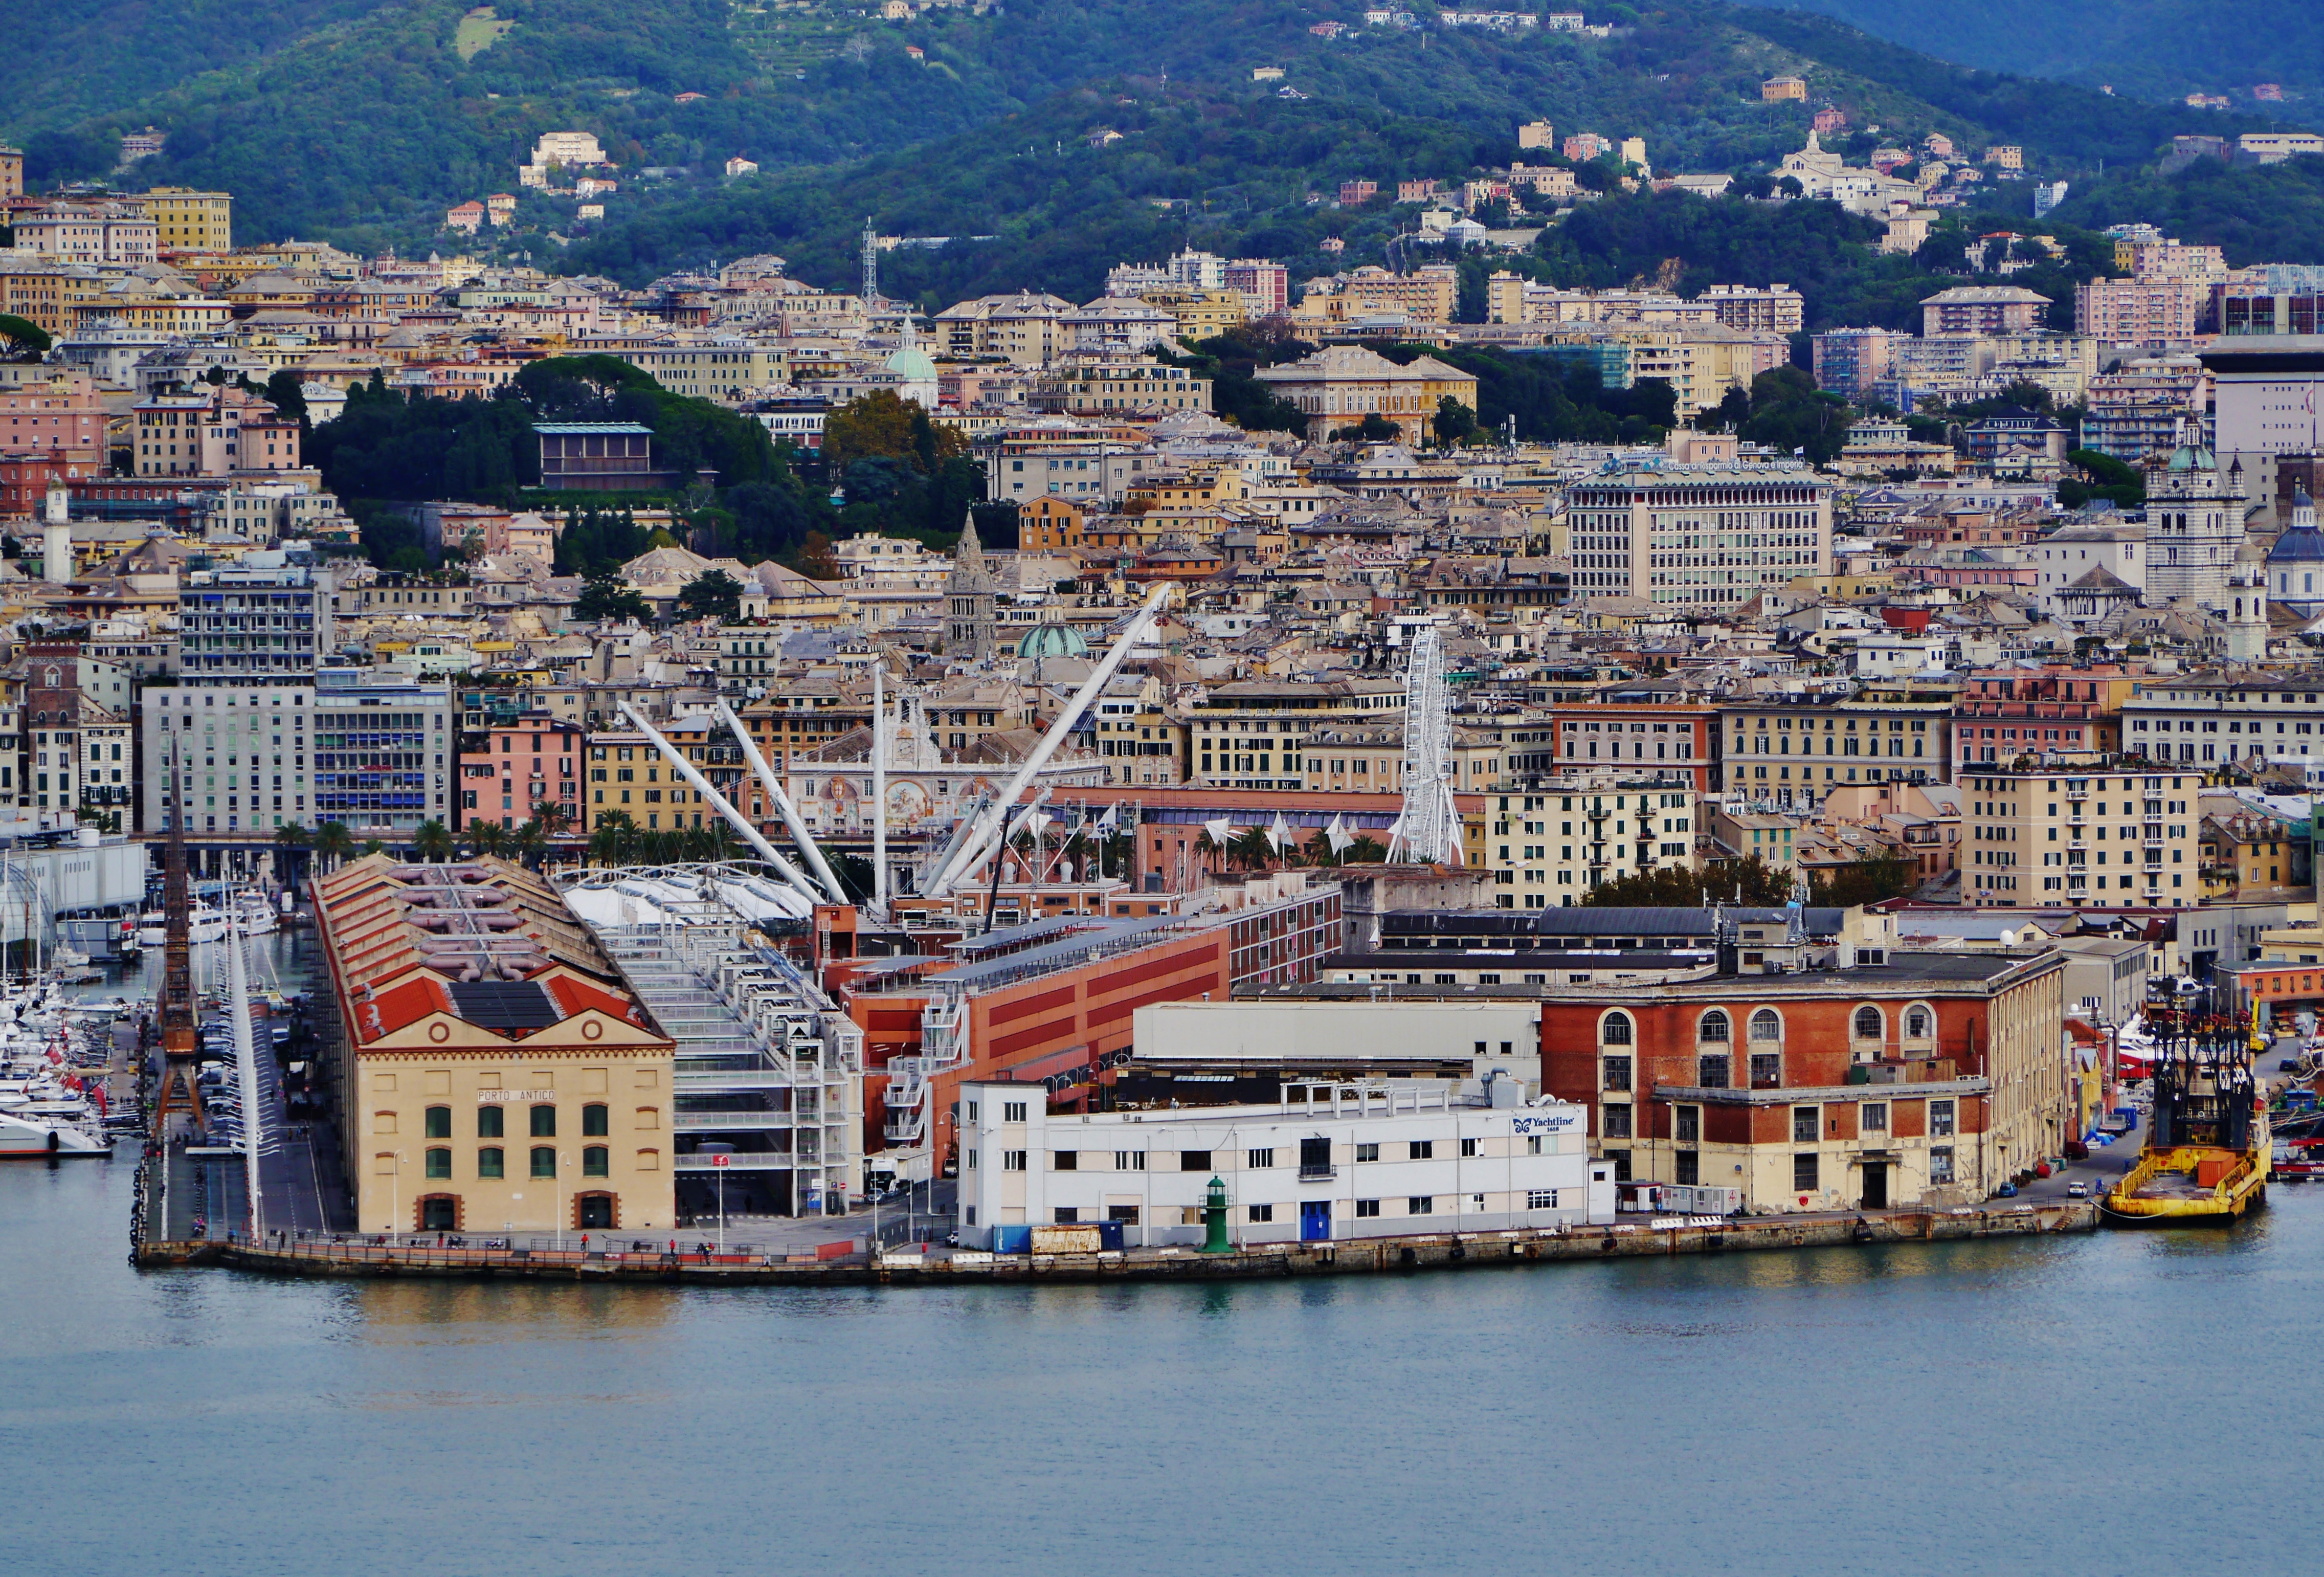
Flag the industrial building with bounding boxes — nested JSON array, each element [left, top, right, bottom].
[[957, 1076, 1609, 1248]]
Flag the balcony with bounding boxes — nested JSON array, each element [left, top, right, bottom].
[[1298, 1163, 1337, 1181]]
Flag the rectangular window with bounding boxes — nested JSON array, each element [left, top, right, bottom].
[[1602, 1055, 1632, 1092], [1001, 1150, 1027, 1171], [1675, 1105, 1700, 1143], [1355, 1142, 1380, 1162], [477, 1147, 504, 1179], [530, 1146, 556, 1179], [1003, 1101, 1027, 1123], [1053, 1207, 1080, 1225], [1793, 1152, 1820, 1192], [1407, 1196, 1435, 1215], [1407, 1140, 1434, 1160], [1247, 1204, 1274, 1224], [1863, 1102, 1888, 1132], [1527, 1189, 1557, 1209], [423, 1106, 451, 1139], [1114, 1150, 1143, 1170], [1674, 1151, 1699, 1185], [1930, 1146, 1955, 1184], [1179, 1150, 1211, 1172], [1355, 1198, 1381, 1217], [424, 1147, 451, 1179], [1793, 1105, 1819, 1143], [1299, 1137, 1331, 1173], [1749, 1052, 1781, 1089], [1697, 1054, 1730, 1089], [1460, 1137, 1480, 1158], [530, 1105, 555, 1138], [477, 1106, 504, 1139], [1247, 1147, 1274, 1169], [1054, 1150, 1078, 1170], [1106, 1205, 1139, 1224], [1931, 1099, 1956, 1138], [1601, 1103, 1633, 1139]]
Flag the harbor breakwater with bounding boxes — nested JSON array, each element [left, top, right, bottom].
[[137, 1201, 2096, 1284]]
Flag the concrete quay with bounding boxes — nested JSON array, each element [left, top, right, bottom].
[[137, 1201, 2096, 1284]]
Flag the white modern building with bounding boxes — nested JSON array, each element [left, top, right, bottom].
[[957, 1078, 1610, 1249]]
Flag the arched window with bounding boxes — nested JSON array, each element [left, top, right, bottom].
[[424, 1147, 451, 1180], [1600, 1011, 1632, 1046], [1699, 1010, 1730, 1043], [1904, 1004, 1933, 1040], [530, 1146, 557, 1179], [530, 1104, 556, 1138], [477, 1147, 504, 1179], [477, 1106, 503, 1139], [583, 1103, 609, 1137], [1853, 1005, 1883, 1040], [582, 1146, 610, 1178], [1749, 1009, 1782, 1042], [423, 1106, 451, 1139]]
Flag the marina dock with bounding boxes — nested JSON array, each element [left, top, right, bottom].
[[136, 1200, 2096, 1283]]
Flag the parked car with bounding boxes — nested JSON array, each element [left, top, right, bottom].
[[2066, 1181, 2089, 1198]]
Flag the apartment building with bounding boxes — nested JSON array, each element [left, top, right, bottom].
[[1485, 770, 1700, 908], [458, 713, 585, 830], [2075, 276, 2208, 349], [1920, 285, 2050, 336], [132, 384, 301, 478], [1953, 666, 2131, 772], [1959, 760, 2199, 908], [2121, 674, 2324, 771], [1188, 677, 1404, 792], [1719, 696, 1951, 809], [1563, 464, 1834, 612], [140, 188, 234, 252], [1544, 697, 1720, 793], [1032, 361, 1213, 416]]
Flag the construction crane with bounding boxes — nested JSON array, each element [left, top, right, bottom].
[[1386, 620, 1463, 865], [920, 583, 1172, 901]]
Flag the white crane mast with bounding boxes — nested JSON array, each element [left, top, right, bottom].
[[1386, 621, 1463, 865], [921, 584, 1172, 900]]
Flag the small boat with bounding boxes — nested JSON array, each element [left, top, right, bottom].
[[231, 892, 279, 937]]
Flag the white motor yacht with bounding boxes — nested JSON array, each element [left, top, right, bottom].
[[0, 1108, 108, 1158], [135, 903, 229, 947]]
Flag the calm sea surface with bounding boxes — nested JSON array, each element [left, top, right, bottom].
[[7, 1134, 2316, 1576]]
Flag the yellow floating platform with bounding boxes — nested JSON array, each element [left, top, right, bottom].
[[2098, 1144, 2267, 1226]]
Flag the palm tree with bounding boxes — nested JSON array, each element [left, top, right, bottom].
[[411, 819, 454, 862], [1227, 826, 1275, 872], [588, 810, 633, 868], [1344, 835, 1388, 864], [512, 816, 548, 871], [360, 838, 386, 857], [466, 820, 510, 860], [313, 820, 356, 873]]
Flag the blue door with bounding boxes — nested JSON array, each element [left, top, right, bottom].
[[1300, 1201, 1332, 1242]]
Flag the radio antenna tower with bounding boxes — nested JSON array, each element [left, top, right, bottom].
[[861, 217, 881, 306], [1386, 621, 1463, 865]]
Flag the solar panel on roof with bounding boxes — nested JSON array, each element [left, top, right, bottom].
[[446, 980, 561, 1029]]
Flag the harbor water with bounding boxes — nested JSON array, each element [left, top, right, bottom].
[[5, 1110, 2318, 1575]]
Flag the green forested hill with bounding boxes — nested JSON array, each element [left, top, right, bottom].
[[1736, 0, 2324, 125], [7, 0, 2254, 258]]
